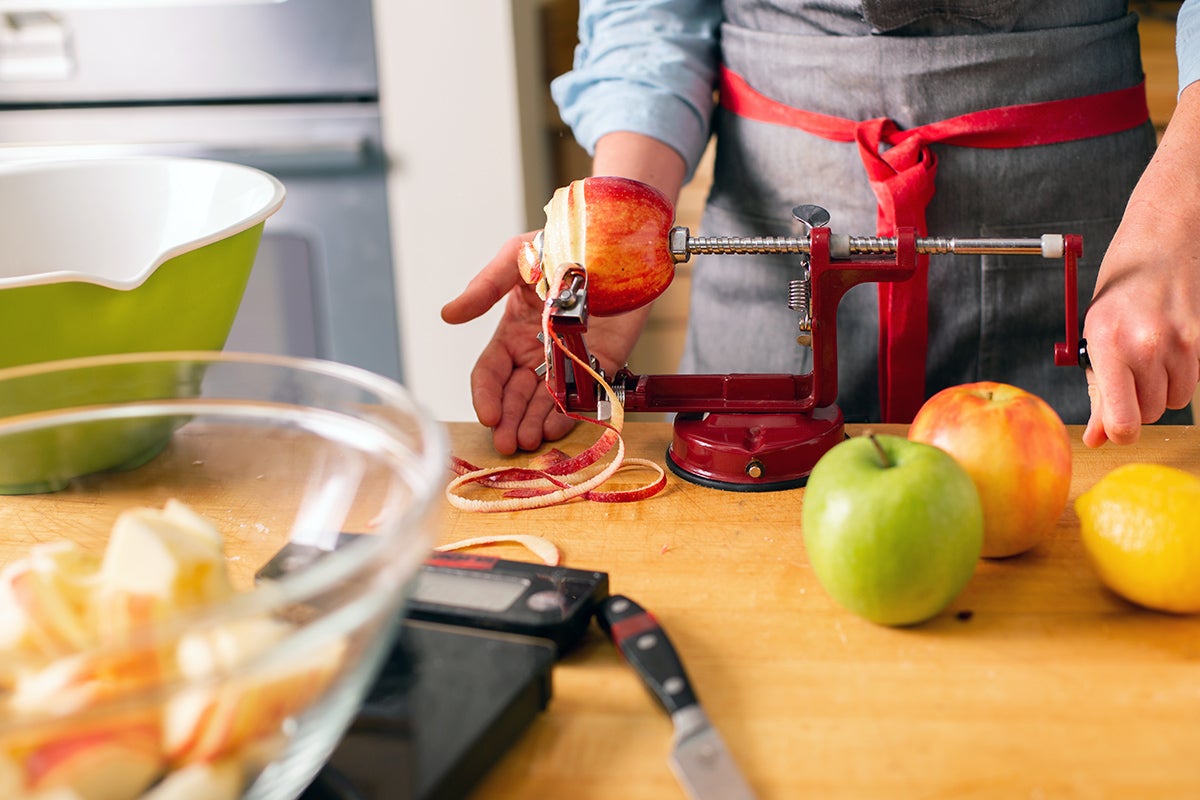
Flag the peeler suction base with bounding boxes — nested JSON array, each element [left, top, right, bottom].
[[666, 407, 845, 492]]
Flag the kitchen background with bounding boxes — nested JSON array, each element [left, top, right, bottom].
[[0, 0, 1185, 421]]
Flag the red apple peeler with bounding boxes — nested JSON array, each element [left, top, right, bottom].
[[541, 203, 1084, 492]]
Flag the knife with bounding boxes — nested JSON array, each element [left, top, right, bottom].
[[596, 594, 757, 800]]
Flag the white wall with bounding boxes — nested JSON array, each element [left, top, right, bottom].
[[372, 1, 550, 422]]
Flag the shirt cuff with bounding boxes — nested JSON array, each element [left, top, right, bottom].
[[550, 78, 713, 183], [1177, 0, 1200, 95]]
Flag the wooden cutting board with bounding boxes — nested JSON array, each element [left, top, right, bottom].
[[440, 421, 1200, 800], [4, 420, 1200, 798]]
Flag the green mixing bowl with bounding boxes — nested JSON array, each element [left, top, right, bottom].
[[0, 157, 286, 493], [0, 156, 285, 368]]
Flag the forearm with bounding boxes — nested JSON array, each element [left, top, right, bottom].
[[592, 131, 689, 203], [1106, 80, 1200, 265], [584, 131, 691, 358], [1081, 81, 1200, 445]]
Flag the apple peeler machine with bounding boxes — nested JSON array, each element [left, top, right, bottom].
[[541, 204, 1086, 492]]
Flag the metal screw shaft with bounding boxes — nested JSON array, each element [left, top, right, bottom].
[[670, 228, 1056, 260]]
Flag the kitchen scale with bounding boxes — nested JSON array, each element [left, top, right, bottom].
[[310, 619, 555, 800], [542, 203, 1087, 491], [258, 546, 609, 800]]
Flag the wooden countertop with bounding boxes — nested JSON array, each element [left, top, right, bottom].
[[440, 421, 1200, 800]]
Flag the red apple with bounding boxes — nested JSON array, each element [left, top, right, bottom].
[[908, 381, 1072, 558], [519, 176, 675, 316]]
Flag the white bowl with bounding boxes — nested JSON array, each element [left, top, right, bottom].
[[0, 156, 285, 290]]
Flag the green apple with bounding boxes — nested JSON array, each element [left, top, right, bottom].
[[801, 434, 984, 626]]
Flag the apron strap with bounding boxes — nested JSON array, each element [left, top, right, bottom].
[[719, 65, 1150, 422]]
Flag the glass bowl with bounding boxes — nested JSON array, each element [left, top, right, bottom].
[[0, 351, 447, 800]]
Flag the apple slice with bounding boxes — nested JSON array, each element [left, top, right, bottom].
[[10, 643, 172, 720], [0, 541, 103, 660], [174, 616, 293, 681], [1, 562, 91, 660], [138, 758, 243, 800], [90, 590, 171, 649], [22, 722, 164, 800], [521, 176, 676, 316], [159, 500, 225, 551], [164, 632, 347, 764], [97, 505, 234, 610], [0, 752, 26, 797], [9, 653, 109, 717]]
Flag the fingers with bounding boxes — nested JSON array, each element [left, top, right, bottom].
[[1082, 340, 1199, 448], [1082, 342, 1143, 446], [1164, 351, 1200, 411], [487, 366, 572, 455], [467, 343, 513, 430], [1082, 373, 1110, 448], [518, 381, 568, 450], [441, 233, 537, 325], [542, 411, 577, 443]]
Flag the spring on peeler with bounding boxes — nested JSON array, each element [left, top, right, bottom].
[[788, 275, 814, 347], [787, 277, 809, 313]]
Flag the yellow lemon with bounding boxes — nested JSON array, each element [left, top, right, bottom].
[[1075, 463, 1200, 614]]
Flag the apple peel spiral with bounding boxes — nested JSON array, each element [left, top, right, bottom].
[[446, 274, 667, 513]]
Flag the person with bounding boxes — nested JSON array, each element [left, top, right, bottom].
[[442, 1, 1200, 456]]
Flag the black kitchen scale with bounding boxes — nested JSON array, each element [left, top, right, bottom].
[[307, 620, 556, 800], [258, 544, 610, 800]]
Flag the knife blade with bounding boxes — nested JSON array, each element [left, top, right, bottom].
[[596, 594, 757, 800]]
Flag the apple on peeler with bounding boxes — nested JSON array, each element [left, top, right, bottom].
[[519, 176, 677, 315]]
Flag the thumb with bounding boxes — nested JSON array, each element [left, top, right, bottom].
[[442, 234, 535, 325]]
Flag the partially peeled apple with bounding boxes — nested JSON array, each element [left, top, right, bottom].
[[449, 177, 673, 512], [519, 176, 676, 316]]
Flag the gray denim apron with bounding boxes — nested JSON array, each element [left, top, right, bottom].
[[680, 1, 1191, 425]]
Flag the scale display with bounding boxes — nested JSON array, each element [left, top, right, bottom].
[[406, 551, 609, 654], [411, 569, 530, 613]]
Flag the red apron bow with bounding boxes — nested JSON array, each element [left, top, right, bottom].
[[719, 66, 1150, 422]]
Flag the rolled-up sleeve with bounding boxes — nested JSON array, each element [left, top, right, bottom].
[[1178, 0, 1200, 95], [550, 0, 723, 181]]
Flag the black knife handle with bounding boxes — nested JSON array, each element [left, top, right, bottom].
[[597, 594, 699, 715]]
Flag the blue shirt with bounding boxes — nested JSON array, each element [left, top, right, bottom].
[[1178, 1, 1200, 95], [552, 0, 1200, 182]]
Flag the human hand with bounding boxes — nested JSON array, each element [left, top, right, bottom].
[[442, 133, 687, 454], [1082, 235, 1200, 447], [441, 233, 647, 455], [1082, 86, 1200, 447]]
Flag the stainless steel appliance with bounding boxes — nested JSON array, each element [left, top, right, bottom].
[[0, 0, 402, 380]]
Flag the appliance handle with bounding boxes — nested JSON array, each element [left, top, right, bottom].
[[0, 139, 374, 172]]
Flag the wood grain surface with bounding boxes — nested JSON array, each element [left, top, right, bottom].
[[442, 421, 1200, 800], [3, 420, 1198, 798]]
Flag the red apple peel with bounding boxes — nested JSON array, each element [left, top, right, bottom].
[[434, 535, 561, 566], [445, 271, 667, 512]]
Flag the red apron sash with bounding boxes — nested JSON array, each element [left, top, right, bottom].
[[718, 65, 1150, 422]]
